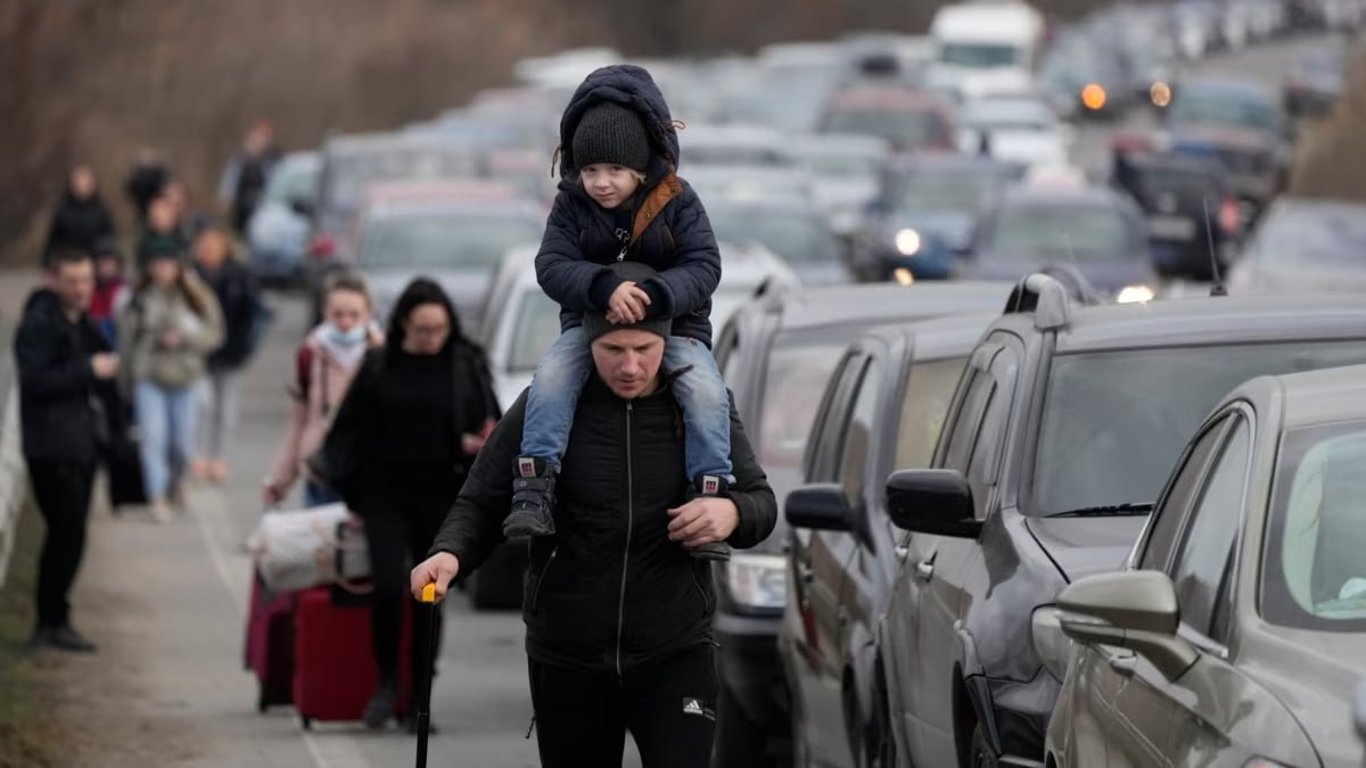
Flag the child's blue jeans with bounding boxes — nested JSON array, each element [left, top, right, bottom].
[[522, 327, 734, 482]]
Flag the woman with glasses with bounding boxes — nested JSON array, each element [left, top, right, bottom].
[[318, 277, 500, 730]]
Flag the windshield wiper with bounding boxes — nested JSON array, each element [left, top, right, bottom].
[[1045, 502, 1154, 519]]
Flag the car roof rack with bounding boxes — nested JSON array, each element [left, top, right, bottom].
[[1003, 273, 1072, 330]]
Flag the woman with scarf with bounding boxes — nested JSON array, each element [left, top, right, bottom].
[[263, 271, 381, 509]]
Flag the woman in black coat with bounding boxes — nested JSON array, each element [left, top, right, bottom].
[[45, 166, 115, 265], [319, 277, 499, 731]]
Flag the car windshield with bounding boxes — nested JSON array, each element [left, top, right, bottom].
[[825, 108, 948, 148], [899, 171, 1001, 211], [988, 203, 1133, 259], [1263, 419, 1366, 632], [1031, 341, 1366, 517], [507, 290, 562, 372], [325, 146, 482, 211], [799, 149, 886, 178], [709, 209, 839, 264], [357, 213, 540, 269], [263, 161, 318, 205], [1252, 205, 1366, 264], [1170, 90, 1280, 134], [940, 43, 1021, 68], [757, 334, 849, 500]]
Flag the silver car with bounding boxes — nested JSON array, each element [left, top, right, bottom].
[[1048, 363, 1366, 767]]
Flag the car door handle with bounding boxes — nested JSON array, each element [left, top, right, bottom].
[[1108, 655, 1137, 677], [914, 560, 934, 581]]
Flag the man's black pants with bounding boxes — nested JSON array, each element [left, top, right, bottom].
[[529, 646, 718, 768], [28, 459, 96, 629]]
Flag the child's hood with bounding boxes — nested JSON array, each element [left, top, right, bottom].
[[558, 65, 680, 181]]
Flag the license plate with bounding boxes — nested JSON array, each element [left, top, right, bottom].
[[1149, 216, 1197, 241]]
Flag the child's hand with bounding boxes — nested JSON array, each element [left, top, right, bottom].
[[608, 281, 651, 324]]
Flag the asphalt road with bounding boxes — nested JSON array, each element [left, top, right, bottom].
[[48, 32, 1338, 768]]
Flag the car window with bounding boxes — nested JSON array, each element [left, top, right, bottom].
[[1170, 418, 1251, 642], [988, 204, 1134, 261], [806, 351, 864, 483], [757, 334, 850, 504], [1262, 419, 1366, 632], [1139, 417, 1230, 571], [357, 213, 540, 269], [507, 291, 562, 371], [965, 347, 1019, 516], [941, 369, 995, 473], [837, 359, 882, 508], [894, 357, 970, 470]]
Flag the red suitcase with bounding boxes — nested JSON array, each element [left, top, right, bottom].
[[244, 570, 295, 712], [292, 586, 414, 728]]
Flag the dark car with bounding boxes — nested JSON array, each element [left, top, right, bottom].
[[1111, 150, 1241, 279], [852, 156, 1024, 282], [709, 281, 1014, 767], [957, 185, 1157, 301], [780, 313, 994, 768], [871, 274, 1366, 767], [1040, 37, 1132, 121], [1283, 46, 1347, 118]]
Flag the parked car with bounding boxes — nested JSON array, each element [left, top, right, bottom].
[[1111, 150, 1241, 280], [780, 313, 994, 768], [789, 133, 893, 237], [706, 196, 854, 287], [956, 95, 1075, 170], [852, 155, 1023, 281], [709, 281, 1015, 767], [349, 180, 544, 335], [1048, 363, 1366, 768], [1228, 197, 1366, 293], [246, 150, 319, 285], [818, 85, 958, 156], [680, 124, 801, 170], [305, 132, 486, 321], [1040, 38, 1132, 120], [873, 274, 1366, 767], [957, 185, 1156, 300]]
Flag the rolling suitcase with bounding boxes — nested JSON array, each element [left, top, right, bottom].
[[292, 586, 414, 728], [244, 570, 295, 712]]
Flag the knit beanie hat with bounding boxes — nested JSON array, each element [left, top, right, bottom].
[[572, 101, 651, 174], [582, 261, 671, 344]]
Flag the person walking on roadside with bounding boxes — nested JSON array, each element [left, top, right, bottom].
[[137, 194, 191, 271], [410, 265, 778, 767], [119, 243, 223, 522], [318, 278, 499, 731], [263, 271, 382, 510], [15, 249, 128, 652], [218, 119, 281, 234], [44, 165, 115, 267], [190, 219, 266, 484], [125, 148, 170, 227]]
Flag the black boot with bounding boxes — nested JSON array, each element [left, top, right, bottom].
[[47, 623, 98, 653], [503, 457, 557, 537], [363, 678, 398, 729], [687, 475, 733, 562]]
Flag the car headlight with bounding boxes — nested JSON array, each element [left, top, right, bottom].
[[1116, 284, 1155, 304], [894, 228, 922, 256], [1031, 605, 1075, 682], [726, 554, 787, 611]]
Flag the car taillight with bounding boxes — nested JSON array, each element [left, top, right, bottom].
[[1218, 197, 1241, 233], [309, 235, 336, 260]]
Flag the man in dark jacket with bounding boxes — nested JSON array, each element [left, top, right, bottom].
[[411, 305, 777, 767], [15, 249, 125, 652], [44, 166, 116, 267], [125, 147, 170, 226], [218, 119, 281, 234]]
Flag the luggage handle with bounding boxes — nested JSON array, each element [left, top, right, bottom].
[[319, 520, 373, 596]]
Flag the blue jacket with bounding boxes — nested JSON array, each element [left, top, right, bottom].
[[535, 65, 722, 347]]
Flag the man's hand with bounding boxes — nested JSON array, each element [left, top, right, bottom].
[[667, 497, 739, 549], [608, 281, 650, 324], [90, 353, 119, 380], [411, 552, 461, 602]]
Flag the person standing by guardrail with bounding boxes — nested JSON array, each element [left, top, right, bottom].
[[15, 249, 128, 653]]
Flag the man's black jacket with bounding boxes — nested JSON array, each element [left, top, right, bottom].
[[14, 289, 124, 464], [430, 375, 777, 675]]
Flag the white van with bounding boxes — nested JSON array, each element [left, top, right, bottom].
[[927, 1, 1046, 100]]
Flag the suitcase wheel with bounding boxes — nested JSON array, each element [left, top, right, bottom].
[[300, 716, 312, 730]]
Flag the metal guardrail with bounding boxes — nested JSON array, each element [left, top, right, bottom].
[[0, 324, 24, 590]]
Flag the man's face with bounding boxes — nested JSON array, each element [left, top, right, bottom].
[[591, 328, 665, 399], [53, 259, 95, 314]]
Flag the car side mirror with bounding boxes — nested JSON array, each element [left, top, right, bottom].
[[886, 469, 982, 539], [785, 484, 853, 532], [290, 198, 316, 218], [1057, 570, 1198, 681]]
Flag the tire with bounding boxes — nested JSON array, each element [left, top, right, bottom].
[[714, 683, 771, 768], [968, 723, 999, 768]]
